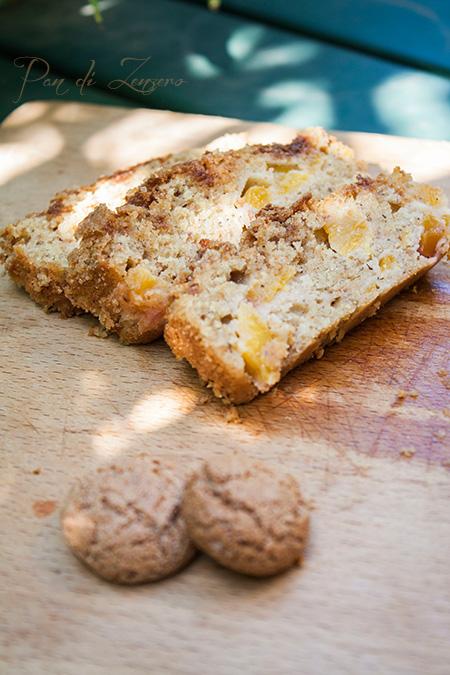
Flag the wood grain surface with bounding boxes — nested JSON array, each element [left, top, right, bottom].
[[0, 102, 449, 675]]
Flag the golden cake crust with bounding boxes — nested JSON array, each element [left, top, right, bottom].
[[166, 262, 439, 404], [165, 311, 258, 404], [2, 242, 77, 315]]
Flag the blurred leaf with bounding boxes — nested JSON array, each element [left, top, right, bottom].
[[90, 0, 103, 23]]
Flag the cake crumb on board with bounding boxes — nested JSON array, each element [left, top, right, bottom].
[[396, 389, 418, 402], [400, 448, 416, 459], [197, 392, 212, 405], [225, 406, 241, 424], [33, 500, 57, 517], [437, 369, 450, 390], [88, 325, 109, 339]]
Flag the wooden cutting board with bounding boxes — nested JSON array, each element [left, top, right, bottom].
[[1, 102, 449, 675]]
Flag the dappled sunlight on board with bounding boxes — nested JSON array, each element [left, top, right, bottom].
[[3, 101, 50, 127], [129, 389, 195, 433], [51, 102, 106, 124], [91, 415, 132, 458], [91, 387, 196, 459], [337, 131, 450, 184], [0, 123, 64, 185], [81, 108, 238, 169]]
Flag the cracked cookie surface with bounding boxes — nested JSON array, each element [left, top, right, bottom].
[[61, 455, 195, 584], [182, 453, 309, 577]]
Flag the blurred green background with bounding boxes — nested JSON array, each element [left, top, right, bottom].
[[0, 0, 449, 137]]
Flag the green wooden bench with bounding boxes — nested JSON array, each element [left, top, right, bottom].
[[0, 0, 448, 139], [199, 0, 450, 74]]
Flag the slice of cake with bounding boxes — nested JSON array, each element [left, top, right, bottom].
[[66, 129, 360, 343], [165, 169, 449, 404], [0, 150, 199, 316]]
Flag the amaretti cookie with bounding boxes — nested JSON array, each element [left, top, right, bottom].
[[182, 453, 310, 577], [61, 455, 195, 584], [65, 129, 360, 343], [165, 169, 449, 403], [0, 150, 199, 315]]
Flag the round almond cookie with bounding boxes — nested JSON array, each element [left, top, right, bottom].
[[182, 453, 309, 577], [61, 454, 196, 584]]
